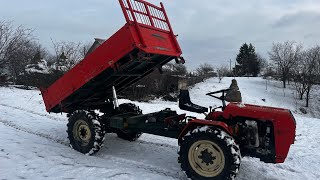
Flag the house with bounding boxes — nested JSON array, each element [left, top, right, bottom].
[[85, 38, 106, 57]]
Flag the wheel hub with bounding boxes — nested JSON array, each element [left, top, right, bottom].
[[79, 125, 90, 140], [188, 140, 225, 177], [73, 120, 91, 146], [198, 149, 216, 165]]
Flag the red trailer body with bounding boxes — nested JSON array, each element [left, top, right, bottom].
[[41, 0, 183, 113]]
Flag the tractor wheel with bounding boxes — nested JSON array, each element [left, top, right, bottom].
[[116, 103, 143, 141], [119, 103, 142, 114], [67, 110, 106, 155], [179, 126, 241, 180], [116, 129, 142, 141]]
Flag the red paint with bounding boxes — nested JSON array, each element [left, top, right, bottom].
[[223, 103, 296, 163], [178, 103, 296, 164], [41, 0, 182, 112], [206, 111, 224, 120]]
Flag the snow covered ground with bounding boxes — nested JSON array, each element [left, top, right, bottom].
[[0, 77, 319, 180]]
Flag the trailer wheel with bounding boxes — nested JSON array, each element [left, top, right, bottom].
[[179, 126, 241, 180], [116, 103, 142, 141], [67, 110, 106, 155], [119, 103, 142, 114]]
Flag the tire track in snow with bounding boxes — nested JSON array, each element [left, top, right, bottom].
[[0, 103, 66, 122], [136, 140, 177, 150], [0, 118, 185, 180], [0, 118, 69, 146], [0, 103, 178, 149], [100, 155, 185, 179]]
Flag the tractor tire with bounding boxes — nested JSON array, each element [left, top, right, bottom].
[[119, 103, 142, 114], [179, 126, 241, 180], [67, 110, 106, 155], [116, 129, 142, 141], [116, 103, 143, 141]]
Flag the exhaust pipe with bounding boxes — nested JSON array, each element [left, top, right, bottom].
[[112, 86, 119, 109]]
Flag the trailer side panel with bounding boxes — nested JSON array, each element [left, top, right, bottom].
[[41, 25, 135, 112]]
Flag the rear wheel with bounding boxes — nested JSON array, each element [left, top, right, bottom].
[[67, 110, 105, 155], [179, 126, 241, 180]]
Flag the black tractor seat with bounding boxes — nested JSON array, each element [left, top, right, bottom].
[[179, 89, 208, 114]]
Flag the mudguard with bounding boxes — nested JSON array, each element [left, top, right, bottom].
[[178, 119, 233, 144]]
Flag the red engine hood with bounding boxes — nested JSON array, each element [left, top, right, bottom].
[[223, 103, 296, 163]]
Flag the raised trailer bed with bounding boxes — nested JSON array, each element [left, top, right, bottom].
[[41, 0, 184, 113], [40, 1, 296, 180]]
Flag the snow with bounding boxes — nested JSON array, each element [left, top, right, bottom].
[[51, 63, 68, 72], [0, 77, 320, 179], [25, 59, 51, 74]]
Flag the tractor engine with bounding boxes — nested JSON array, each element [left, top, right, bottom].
[[230, 119, 276, 163]]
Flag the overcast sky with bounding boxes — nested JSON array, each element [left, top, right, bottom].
[[1, 0, 320, 69]]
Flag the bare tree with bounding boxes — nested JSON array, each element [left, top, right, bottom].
[[196, 63, 215, 79], [292, 46, 320, 107], [162, 63, 187, 76], [293, 78, 308, 100], [217, 66, 229, 83], [257, 53, 268, 70], [292, 52, 308, 100], [0, 21, 15, 68], [51, 40, 83, 71], [80, 42, 92, 59], [268, 41, 302, 88], [301, 46, 320, 107], [317, 51, 320, 84], [0, 22, 31, 67], [0, 21, 37, 83], [8, 40, 41, 83]]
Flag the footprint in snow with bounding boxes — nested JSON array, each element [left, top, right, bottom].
[[37, 155, 45, 158], [61, 163, 74, 166]]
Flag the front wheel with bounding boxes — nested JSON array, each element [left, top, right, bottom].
[[179, 126, 241, 180], [67, 110, 106, 155]]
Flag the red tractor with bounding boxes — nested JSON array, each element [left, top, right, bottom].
[[178, 89, 296, 179], [40, 0, 296, 179]]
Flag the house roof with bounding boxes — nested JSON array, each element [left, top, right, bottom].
[[94, 38, 106, 45], [85, 38, 106, 57]]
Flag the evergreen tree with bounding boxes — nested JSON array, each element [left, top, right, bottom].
[[236, 43, 260, 76], [236, 43, 249, 76]]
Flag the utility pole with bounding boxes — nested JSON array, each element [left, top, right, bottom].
[[229, 59, 232, 72]]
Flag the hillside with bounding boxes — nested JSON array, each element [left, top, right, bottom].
[[0, 77, 319, 180]]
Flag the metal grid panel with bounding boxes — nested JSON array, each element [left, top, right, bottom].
[[120, 0, 170, 31]]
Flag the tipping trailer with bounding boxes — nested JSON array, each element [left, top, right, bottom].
[[41, 0, 184, 113], [41, 1, 296, 180]]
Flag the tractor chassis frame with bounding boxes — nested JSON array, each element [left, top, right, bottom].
[[105, 109, 187, 139]]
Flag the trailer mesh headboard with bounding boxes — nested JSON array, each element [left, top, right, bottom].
[[119, 0, 172, 32]]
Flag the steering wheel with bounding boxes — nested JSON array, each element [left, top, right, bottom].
[[206, 89, 231, 110]]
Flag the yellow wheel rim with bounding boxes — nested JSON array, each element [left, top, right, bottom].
[[188, 140, 225, 177], [73, 120, 91, 146]]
